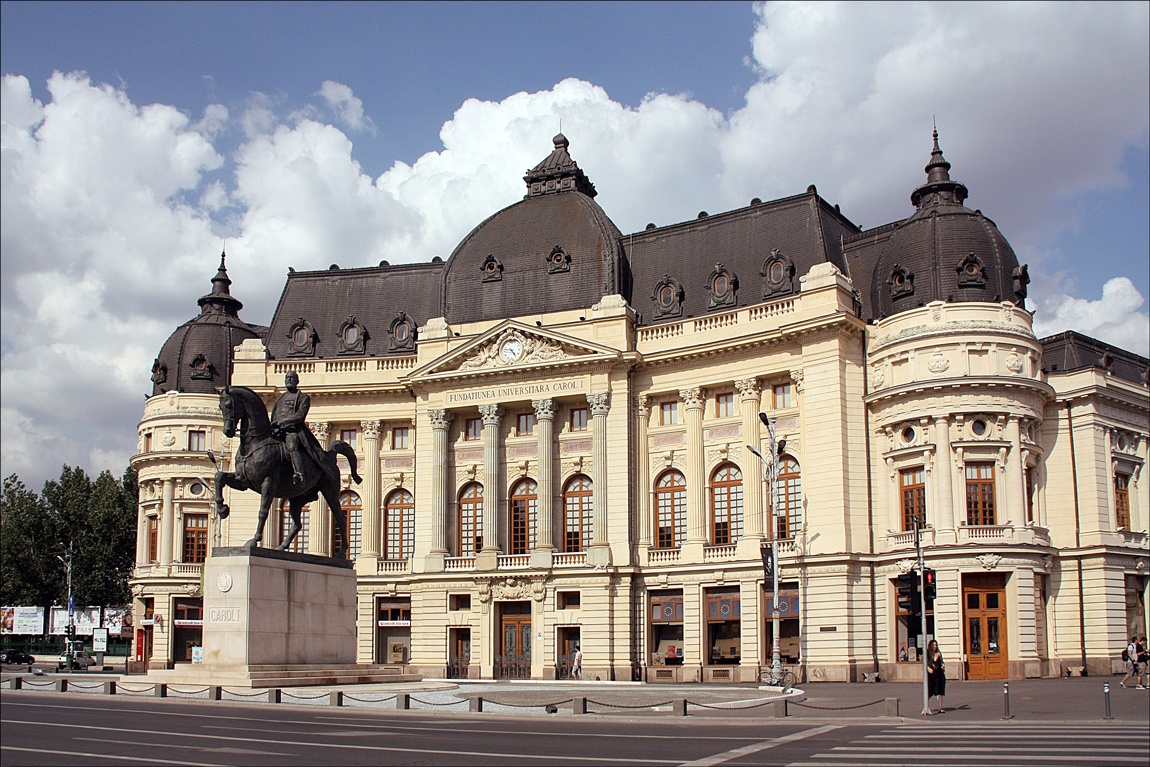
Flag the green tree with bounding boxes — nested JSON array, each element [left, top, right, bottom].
[[1, 474, 59, 605]]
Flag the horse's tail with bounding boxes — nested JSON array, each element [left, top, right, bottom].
[[331, 440, 362, 484]]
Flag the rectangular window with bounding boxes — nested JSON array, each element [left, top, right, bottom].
[[900, 468, 926, 531], [450, 594, 471, 611], [660, 401, 678, 426], [147, 516, 158, 563], [1025, 466, 1036, 524], [558, 591, 581, 609], [144, 432, 152, 452], [465, 418, 482, 441], [340, 429, 357, 449], [773, 384, 793, 409], [182, 514, 208, 564], [188, 430, 206, 452], [517, 413, 535, 436], [1115, 473, 1131, 529], [715, 392, 734, 419], [392, 427, 409, 450], [570, 408, 588, 432], [965, 463, 996, 526]]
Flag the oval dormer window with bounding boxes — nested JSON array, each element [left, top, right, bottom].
[[770, 262, 785, 283], [343, 325, 358, 345], [395, 323, 409, 342], [971, 419, 988, 437], [294, 327, 308, 346], [659, 285, 675, 307], [902, 426, 916, 444], [714, 275, 729, 297]]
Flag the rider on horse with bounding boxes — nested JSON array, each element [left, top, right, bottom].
[[271, 371, 321, 486]]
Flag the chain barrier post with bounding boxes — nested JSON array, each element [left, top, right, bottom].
[[673, 699, 687, 716], [885, 697, 900, 717], [470, 696, 484, 712], [1001, 682, 1013, 720], [329, 691, 343, 707], [772, 699, 788, 717], [397, 693, 411, 710], [1103, 683, 1114, 720], [573, 696, 587, 715]]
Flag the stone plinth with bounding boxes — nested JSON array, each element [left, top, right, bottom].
[[203, 546, 356, 667]]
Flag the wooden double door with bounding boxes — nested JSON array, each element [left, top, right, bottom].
[[496, 602, 532, 679], [963, 574, 1008, 679]]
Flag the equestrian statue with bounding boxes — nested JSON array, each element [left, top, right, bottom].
[[213, 371, 361, 558]]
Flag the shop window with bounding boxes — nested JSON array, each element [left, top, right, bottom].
[[660, 401, 678, 426], [558, 591, 581, 609], [764, 583, 801, 664], [172, 597, 203, 664], [510, 479, 538, 555], [706, 588, 741, 665], [900, 468, 926, 531], [1115, 473, 1131, 530], [773, 384, 793, 410], [278, 500, 310, 554], [563, 476, 593, 553], [458, 483, 483, 555], [774, 457, 801, 540], [465, 418, 482, 441], [377, 599, 412, 665], [711, 464, 743, 545], [965, 463, 996, 526], [332, 491, 361, 559], [656, 470, 687, 549], [392, 427, 409, 450], [650, 591, 684, 666], [517, 413, 535, 437], [895, 577, 935, 662], [182, 514, 208, 564], [715, 392, 734, 419], [188, 430, 206, 452], [384, 489, 414, 560], [147, 516, 158, 563]]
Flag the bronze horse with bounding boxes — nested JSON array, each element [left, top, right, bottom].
[[213, 385, 360, 558]]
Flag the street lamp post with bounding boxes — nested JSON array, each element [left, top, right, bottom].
[[913, 513, 930, 716], [56, 542, 74, 670], [749, 411, 786, 686]]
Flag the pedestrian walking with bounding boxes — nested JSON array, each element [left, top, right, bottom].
[[1137, 637, 1149, 689], [573, 646, 582, 679], [926, 639, 946, 713], [1119, 636, 1138, 688]]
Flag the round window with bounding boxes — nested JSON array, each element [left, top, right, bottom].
[[714, 275, 728, 296], [293, 327, 308, 346], [189, 482, 204, 496], [770, 262, 785, 283], [971, 419, 988, 437], [194, 358, 207, 370], [965, 262, 979, 275], [893, 272, 905, 286], [902, 426, 916, 444], [659, 285, 675, 306], [485, 261, 497, 272], [395, 323, 409, 341], [343, 326, 358, 344]]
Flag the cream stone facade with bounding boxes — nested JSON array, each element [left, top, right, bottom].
[[130, 134, 1149, 682]]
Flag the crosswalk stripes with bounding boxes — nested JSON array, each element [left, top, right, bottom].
[[787, 722, 1150, 767]]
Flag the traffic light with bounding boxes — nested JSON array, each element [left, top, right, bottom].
[[923, 568, 937, 608], [896, 570, 921, 617]]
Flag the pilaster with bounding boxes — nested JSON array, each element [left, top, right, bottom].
[[477, 404, 502, 570], [359, 420, 382, 559], [531, 398, 556, 569], [681, 387, 706, 561], [425, 409, 453, 572], [587, 393, 611, 566]]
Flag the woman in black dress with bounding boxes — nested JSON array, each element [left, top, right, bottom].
[[926, 639, 946, 713]]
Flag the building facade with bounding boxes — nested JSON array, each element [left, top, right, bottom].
[[130, 132, 1149, 682]]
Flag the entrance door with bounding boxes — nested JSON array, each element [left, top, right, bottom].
[[557, 627, 580, 679], [448, 628, 471, 679], [497, 602, 532, 679], [963, 574, 1008, 679]]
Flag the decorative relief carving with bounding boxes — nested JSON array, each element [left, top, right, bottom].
[[927, 352, 950, 374], [652, 433, 685, 447], [458, 329, 571, 371], [1042, 554, 1053, 572], [637, 393, 650, 416], [562, 439, 593, 453], [896, 559, 916, 573], [161, 429, 175, 448], [871, 367, 885, 389], [309, 422, 330, 444], [508, 445, 537, 458], [706, 425, 741, 440], [789, 369, 805, 393], [976, 553, 1002, 570], [1005, 352, 1024, 374], [384, 458, 414, 468]]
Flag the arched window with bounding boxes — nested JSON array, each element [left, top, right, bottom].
[[774, 457, 801, 540], [384, 489, 415, 560], [459, 483, 483, 556], [510, 479, 538, 555], [563, 476, 593, 553], [278, 500, 310, 554], [332, 491, 362, 559], [711, 464, 743, 545], [656, 470, 687, 549]]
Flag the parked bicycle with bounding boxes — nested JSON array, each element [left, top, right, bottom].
[[759, 666, 798, 690]]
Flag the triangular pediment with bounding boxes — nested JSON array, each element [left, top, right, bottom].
[[409, 320, 621, 382]]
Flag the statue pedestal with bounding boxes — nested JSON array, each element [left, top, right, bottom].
[[203, 547, 357, 667]]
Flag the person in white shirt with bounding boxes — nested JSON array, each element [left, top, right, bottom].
[[1119, 636, 1139, 688]]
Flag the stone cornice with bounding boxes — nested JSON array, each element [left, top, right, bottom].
[[864, 376, 1054, 406], [870, 319, 1037, 353]]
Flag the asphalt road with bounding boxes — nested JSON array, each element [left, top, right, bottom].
[[2, 690, 1147, 766]]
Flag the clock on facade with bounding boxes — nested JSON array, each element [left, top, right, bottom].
[[501, 338, 523, 361]]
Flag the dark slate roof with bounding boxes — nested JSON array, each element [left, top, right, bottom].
[[843, 221, 900, 322], [624, 188, 859, 325], [1040, 331, 1150, 386], [442, 136, 625, 325], [151, 253, 263, 395], [862, 132, 1026, 320], [264, 261, 445, 359]]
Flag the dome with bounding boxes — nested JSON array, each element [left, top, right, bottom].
[[870, 131, 1029, 320], [442, 135, 626, 325], [150, 253, 262, 395]]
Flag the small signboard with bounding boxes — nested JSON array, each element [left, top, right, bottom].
[[92, 627, 108, 653]]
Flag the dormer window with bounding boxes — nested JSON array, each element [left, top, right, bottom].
[[956, 253, 987, 288], [188, 354, 213, 380], [547, 246, 571, 274], [1012, 264, 1030, 301], [888, 265, 915, 300], [652, 275, 684, 319], [389, 312, 416, 352], [288, 318, 317, 357], [151, 359, 167, 385], [707, 264, 738, 310], [337, 315, 367, 355], [480, 255, 503, 282], [761, 249, 796, 299]]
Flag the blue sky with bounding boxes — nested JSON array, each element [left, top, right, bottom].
[[2, 1, 1148, 488]]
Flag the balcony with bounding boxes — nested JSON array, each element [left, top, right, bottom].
[[444, 556, 475, 571], [648, 548, 681, 564], [497, 554, 530, 569], [553, 552, 586, 568], [703, 544, 738, 562], [376, 559, 411, 574]]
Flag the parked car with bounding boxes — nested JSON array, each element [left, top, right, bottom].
[[1, 650, 35, 665], [57, 651, 96, 670]]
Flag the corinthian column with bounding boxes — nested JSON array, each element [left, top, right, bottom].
[[934, 416, 956, 543], [308, 422, 330, 556], [426, 409, 453, 571], [636, 395, 652, 551], [477, 404, 503, 569], [359, 420, 382, 560], [587, 393, 611, 566], [532, 399, 556, 564], [736, 379, 763, 539], [681, 387, 706, 553]]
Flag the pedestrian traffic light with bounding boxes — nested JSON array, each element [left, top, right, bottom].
[[896, 570, 920, 616], [923, 568, 937, 608]]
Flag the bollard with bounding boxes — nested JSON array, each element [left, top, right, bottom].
[[572, 697, 587, 715], [1001, 682, 1013, 720], [470, 696, 484, 712], [673, 699, 687, 717], [329, 691, 343, 707], [154, 683, 167, 698], [1103, 683, 1114, 720], [772, 699, 788, 717], [102, 681, 117, 695], [209, 686, 222, 701], [884, 697, 900, 718], [55, 679, 68, 693], [12, 678, 22, 690], [397, 693, 410, 710], [267, 689, 281, 704]]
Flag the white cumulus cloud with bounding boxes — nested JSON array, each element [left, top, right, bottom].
[[1033, 278, 1150, 356], [317, 80, 376, 134]]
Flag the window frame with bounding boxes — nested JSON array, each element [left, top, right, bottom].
[[147, 515, 159, 563], [188, 430, 206, 452], [458, 483, 483, 555], [656, 470, 687, 549], [774, 456, 801, 540], [340, 429, 357, 449], [392, 427, 410, 450], [710, 463, 743, 545], [510, 478, 538, 555], [464, 418, 482, 441], [278, 500, 310, 554], [773, 384, 793, 410], [332, 490, 362, 559], [1115, 472, 1131, 530], [563, 475, 593, 553], [516, 413, 535, 437], [182, 513, 208, 564], [715, 392, 735, 419], [659, 401, 679, 426], [570, 408, 588, 432], [900, 467, 926, 532], [384, 489, 415, 560], [965, 462, 997, 526]]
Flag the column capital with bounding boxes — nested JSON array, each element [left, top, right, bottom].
[[637, 393, 650, 416], [479, 403, 503, 426], [308, 422, 330, 442], [588, 392, 610, 417], [789, 369, 805, 393], [428, 409, 455, 430], [360, 419, 382, 440], [735, 378, 760, 400], [679, 387, 704, 410], [532, 398, 557, 421]]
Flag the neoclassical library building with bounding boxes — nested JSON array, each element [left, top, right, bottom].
[[129, 132, 1149, 683]]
